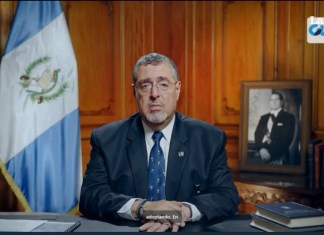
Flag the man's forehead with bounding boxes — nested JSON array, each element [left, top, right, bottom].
[[137, 63, 173, 79]]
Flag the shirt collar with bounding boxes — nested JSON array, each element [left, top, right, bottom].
[[271, 108, 282, 117]]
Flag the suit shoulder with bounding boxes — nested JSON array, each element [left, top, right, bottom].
[[260, 113, 270, 119], [279, 110, 295, 120], [282, 110, 294, 117], [177, 113, 225, 136]]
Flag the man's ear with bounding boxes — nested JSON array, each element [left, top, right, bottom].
[[176, 81, 181, 100], [132, 84, 136, 97]]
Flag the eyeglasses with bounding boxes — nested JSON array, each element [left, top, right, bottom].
[[134, 80, 178, 94]]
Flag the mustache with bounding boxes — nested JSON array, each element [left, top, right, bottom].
[[148, 102, 164, 107]]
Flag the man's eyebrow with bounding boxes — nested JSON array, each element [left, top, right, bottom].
[[157, 76, 168, 81], [139, 78, 152, 83]]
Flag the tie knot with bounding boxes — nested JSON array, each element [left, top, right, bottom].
[[152, 131, 163, 142], [270, 114, 275, 121]]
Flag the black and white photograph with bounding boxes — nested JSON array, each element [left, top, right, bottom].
[[239, 81, 312, 174]]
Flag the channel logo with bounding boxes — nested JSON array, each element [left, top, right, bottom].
[[307, 16, 324, 43]]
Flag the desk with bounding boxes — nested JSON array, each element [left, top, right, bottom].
[[0, 212, 259, 232]]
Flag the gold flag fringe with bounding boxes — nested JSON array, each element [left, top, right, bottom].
[[0, 160, 31, 211], [0, 159, 80, 214]]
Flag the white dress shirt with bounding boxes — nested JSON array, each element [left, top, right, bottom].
[[267, 108, 281, 133], [117, 114, 202, 221]]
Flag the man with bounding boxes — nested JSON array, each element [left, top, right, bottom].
[[79, 53, 239, 232], [254, 92, 295, 165]]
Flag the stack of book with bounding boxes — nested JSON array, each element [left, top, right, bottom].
[[250, 201, 324, 232]]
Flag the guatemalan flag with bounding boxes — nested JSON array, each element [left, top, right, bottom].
[[0, 1, 82, 212]]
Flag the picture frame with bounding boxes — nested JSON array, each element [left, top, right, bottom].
[[239, 80, 312, 175]]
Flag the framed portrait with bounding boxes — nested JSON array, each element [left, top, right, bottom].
[[239, 80, 312, 175]]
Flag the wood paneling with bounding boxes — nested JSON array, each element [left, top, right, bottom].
[[216, 1, 266, 125], [0, 1, 17, 53], [1, 0, 324, 212], [65, 2, 115, 121], [317, 2, 324, 134], [191, 2, 214, 122]]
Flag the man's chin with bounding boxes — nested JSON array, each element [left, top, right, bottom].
[[146, 112, 168, 124]]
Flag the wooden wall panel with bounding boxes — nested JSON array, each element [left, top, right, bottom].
[[276, 1, 314, 80], [1, 0, 324, 211], [0, 1, 17, 53], [184, 1, 194, 117], [263, 1, 275, 80], [215, 1, 265, 125], [317, 1, 324, 136], [287, 2, 305, 78], [65, 1, 115, 123], [190, 1, 214, 123]]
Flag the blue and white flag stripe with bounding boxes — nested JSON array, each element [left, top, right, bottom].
[[3, 1, 62, 55], [0, 1, 82, 212]]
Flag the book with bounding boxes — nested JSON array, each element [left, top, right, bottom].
[[307, 139, 322, 190], [322, 149, 324, 188], [255, 201, 324, 228], [250, 213, 324, 232], [314, 142, 324, 189], [0, 219, 80, 232], [32, 220, 81, 232]]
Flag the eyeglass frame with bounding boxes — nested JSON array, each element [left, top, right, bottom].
[[132, 78, 179, 95]]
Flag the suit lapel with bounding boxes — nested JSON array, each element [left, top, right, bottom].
[[165, 113, 189, 200], [125, 114, 148, 198]]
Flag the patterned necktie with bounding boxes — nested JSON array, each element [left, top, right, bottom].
[[148, 131, 165, 201], [270, 113, 275, 122]]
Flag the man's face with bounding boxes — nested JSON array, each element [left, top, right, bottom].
[[134, 62, 181, 128], [269, 94, 283, 111]]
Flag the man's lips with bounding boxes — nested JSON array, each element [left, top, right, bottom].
[[149, 103, 162, 110]]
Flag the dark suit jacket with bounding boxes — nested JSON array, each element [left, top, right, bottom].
[[254, 110, 295, 163], [79, 112, 239, 222]]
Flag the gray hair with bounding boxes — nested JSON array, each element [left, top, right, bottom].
[[132, 52, 179, 84]]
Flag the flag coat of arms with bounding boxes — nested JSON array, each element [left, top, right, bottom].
[[0, 1, 82, 212]]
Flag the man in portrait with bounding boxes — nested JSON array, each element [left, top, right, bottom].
[[254, 92, 295, 165]]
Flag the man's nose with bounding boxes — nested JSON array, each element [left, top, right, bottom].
[[150, 84, 160, 97]]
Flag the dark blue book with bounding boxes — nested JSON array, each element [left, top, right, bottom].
[[321, 149, 324, 188], [255, 201, 324, 228], [308, 139, 322, 190], [250, 214, 324, 232], [314, 142, 324, 189]]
